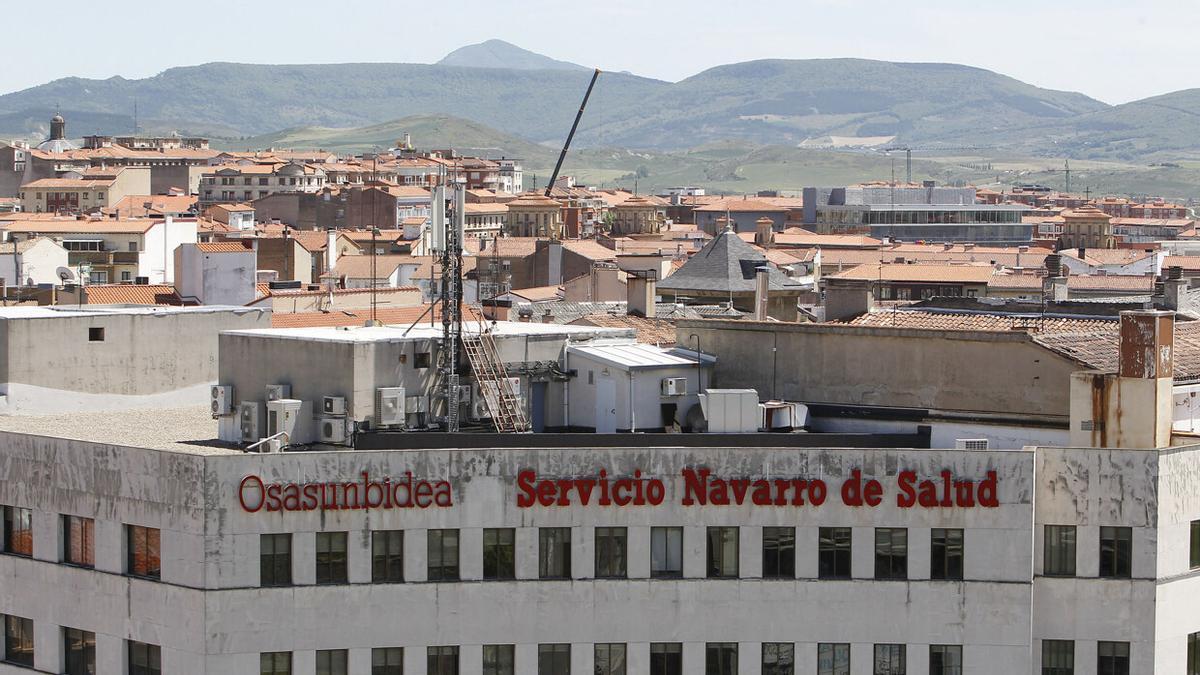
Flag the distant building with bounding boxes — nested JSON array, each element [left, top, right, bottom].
[[505, 193, 563, 238], [4, 216, 197, 284], [19, 166, 151, 214], [199, 163, 327, 206], [36, 113, 76, 154], [1059, 205, 1115, 251], [496, 158, 523, 194]]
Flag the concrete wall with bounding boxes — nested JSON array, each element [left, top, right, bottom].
[[175, 246, 257, 306], [679, 320, 1081, 420], [0, 307, 270, 414], [0, 239, 68, 286], [257, 238, 314, 284], [1153, 445, 1200, 674]]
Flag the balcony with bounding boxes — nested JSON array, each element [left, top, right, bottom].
[[66, 250, 141, 266]]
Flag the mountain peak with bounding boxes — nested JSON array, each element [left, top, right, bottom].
[[436, 39, 587, 72]]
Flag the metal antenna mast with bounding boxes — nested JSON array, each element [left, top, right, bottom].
[[436, 168, 465, 432]]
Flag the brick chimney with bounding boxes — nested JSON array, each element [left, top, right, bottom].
[[754, 217, 774, 247], [627, 270, 657, 318]]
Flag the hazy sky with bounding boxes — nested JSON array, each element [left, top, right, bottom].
[[3, 0, 1196, 105]]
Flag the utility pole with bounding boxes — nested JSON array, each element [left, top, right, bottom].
[[1064, 159, 1071, 194]]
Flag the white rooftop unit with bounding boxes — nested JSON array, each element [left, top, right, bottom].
[[700, 389, 760, 433]]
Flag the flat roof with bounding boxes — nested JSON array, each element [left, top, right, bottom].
[[222, 321, 631, 344], [0, 305, 264, 319], [0, 406, 234, 454], [566, 341, 701, 370]]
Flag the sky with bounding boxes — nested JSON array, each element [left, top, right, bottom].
[[3, 0, 1197, 105]]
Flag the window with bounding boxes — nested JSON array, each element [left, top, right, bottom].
[[1041, 640, 1074, 675], [819, 527, 852, 579], [538, 644, 570, 675], [427, 529, 459, 581], [595, 643, 625, 675], [1189, 632, 1200, 675], [261, 651, 292, 675], [315, 532, 348, 584], [372, 647, 403, 675], [706, 643, 737, 675], [316, 649, 347, 675], [1044, 525, 1076, 577], [128, 241, 138, 252], [88, 327, 105, 342], [63, 627, 95, 675], [1097, 642, 1129, 675], [121, 271, 132, 282], [707, 527, 738, 578], [126, 525, 160, 579], [63, 515, 95, 567], [650, 643, 682, 675], [484, 645, 515, 675], [3, 506, 32, 556], [762, 527, 795, 578], [875, 528, 908, 580], [539, 527, 572, 579], [762, 643, 794, 675], [1191, 520, 1200, 569], [372, 530, 404, 583], [928, 645, 962, 675], [427, 646, 458, 675], [818, 643, 850, 675], [128, 640, 161, 675], [930, 528, 963, 581], [651, 527, 683, 578], [482, 528, 514, 580], [260, 533, 292, 587], [1099, 526, 1132, 579], [3, 615, 33, 667], [414, 352, 431, 369], [873, 644, 905, 675], [595, 527, 627, 579]]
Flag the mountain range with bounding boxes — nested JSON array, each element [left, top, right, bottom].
[[1, 40, 1199, 167]]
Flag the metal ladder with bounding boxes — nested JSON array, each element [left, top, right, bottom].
[[462, 319, 530, 433]]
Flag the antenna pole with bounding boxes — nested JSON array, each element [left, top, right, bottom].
[[545, 68, 601, 197]]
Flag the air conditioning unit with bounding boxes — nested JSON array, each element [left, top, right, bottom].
[[375, 387, 405, 426], [955, 438, 990, 450], [319, 417, 348, 444], [264, 437, 284, 453], [238, 401, 261, 443], [661, 377, 688, 396], [322, 395, 346, 416], [266, 399, 303, 440], [471, 395, 492, 420], [210, 385, 233, 416], [265, 384, 291, 401]]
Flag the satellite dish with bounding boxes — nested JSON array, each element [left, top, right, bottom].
[[56, 266, 75, 283]]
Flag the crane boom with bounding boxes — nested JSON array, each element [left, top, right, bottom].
[[545, 68, 600, 197]]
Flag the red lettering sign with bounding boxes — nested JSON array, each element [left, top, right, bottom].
[[238, 471, 453, 513]]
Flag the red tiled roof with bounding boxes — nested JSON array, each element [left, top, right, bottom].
[[78, 284, 187, 306], [196, 241, 254, 253], [842, 309, 1115, 334]]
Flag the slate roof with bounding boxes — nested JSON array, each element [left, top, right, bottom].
[[657, 229, 803, 294]]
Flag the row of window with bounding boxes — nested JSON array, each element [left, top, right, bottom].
[[2, 507, 159, 579], [3, 616, 158, 674]]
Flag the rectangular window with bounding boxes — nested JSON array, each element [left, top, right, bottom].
[[1044, 525, 1076, 577], [595, 527, 627, 579], [427, 646, 458, 675], [88, 327, 105, 342], [875, 528, 908, 580], [761, 643, 794, 675], [63, 627, 95, 675], [819, 527, 852, 579], [372, 530, 404, 583], [315, 532, 348, 584], [2, 506, 32, 556], [3, 615, 33, 667], [1099, 526, 1132, 579], [818, 643, 850, 675], [595, 643, 626, 675], [128, 640, 161, 675], [707, 527, 738, 578], [873, 644, 905, 675], [261, 651, 292, 675], [1189, 632, 1199, 675], [539, 527, 572, 579], [706, 642, 738, 675], [1097, 642, 1129, 675], [650, 643, 682, 675], [484, 644, 515, 675], [316, 649, 347, 675], [1191, 520, 1200, 569], [930, 528, 964, 581], [260, 533, 292, 587], [762, 527, 796, 579], [538, 644, 570, 675], [126, 525, 160, 579], [929, 645, 962, 675], [1041, 640, 1074, 675], [427, 529, 459, 581], [482, 528, 515, 580], [651, 527, 683, 578], [372, 647, 403, 675], [414, 352, 431, 369]]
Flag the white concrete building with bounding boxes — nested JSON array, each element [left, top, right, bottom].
[[4, 216, 198, 284], [0, 237, 68, 286], [174, 241, 258, 306]]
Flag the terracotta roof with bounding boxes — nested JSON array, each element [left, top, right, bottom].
[[21, 177, 116, 188], [0, 237, 57, 254], [472, 237, 539, 258], [2, 218, 158, 234], [842, 309, 1115, 334], [1165, 256, 1200, 272], [330, 254, 413, 279], [570, 313, 678, 346], [271, 305, 443, 328], [510, 285, 562, 302], [77, 284, 187, 306], [561, 239, 617, 261], [196, 241, 255, 253], [829, 264, 996, 283], [507, 193, 561, 208], [107, 195, 197, 217], [1059, 248, 1152, 266], [1062, 205, 1111, 220], [988, 274, 1155, 291], [1033, 321, 1200, 382], [694, 198, 789, 213]]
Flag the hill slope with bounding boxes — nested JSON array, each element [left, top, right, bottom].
[[436, 39, 587, 72]]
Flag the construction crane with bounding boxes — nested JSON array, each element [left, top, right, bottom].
[[881, 145, 988, 184], [545, 68, 601, 197]]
